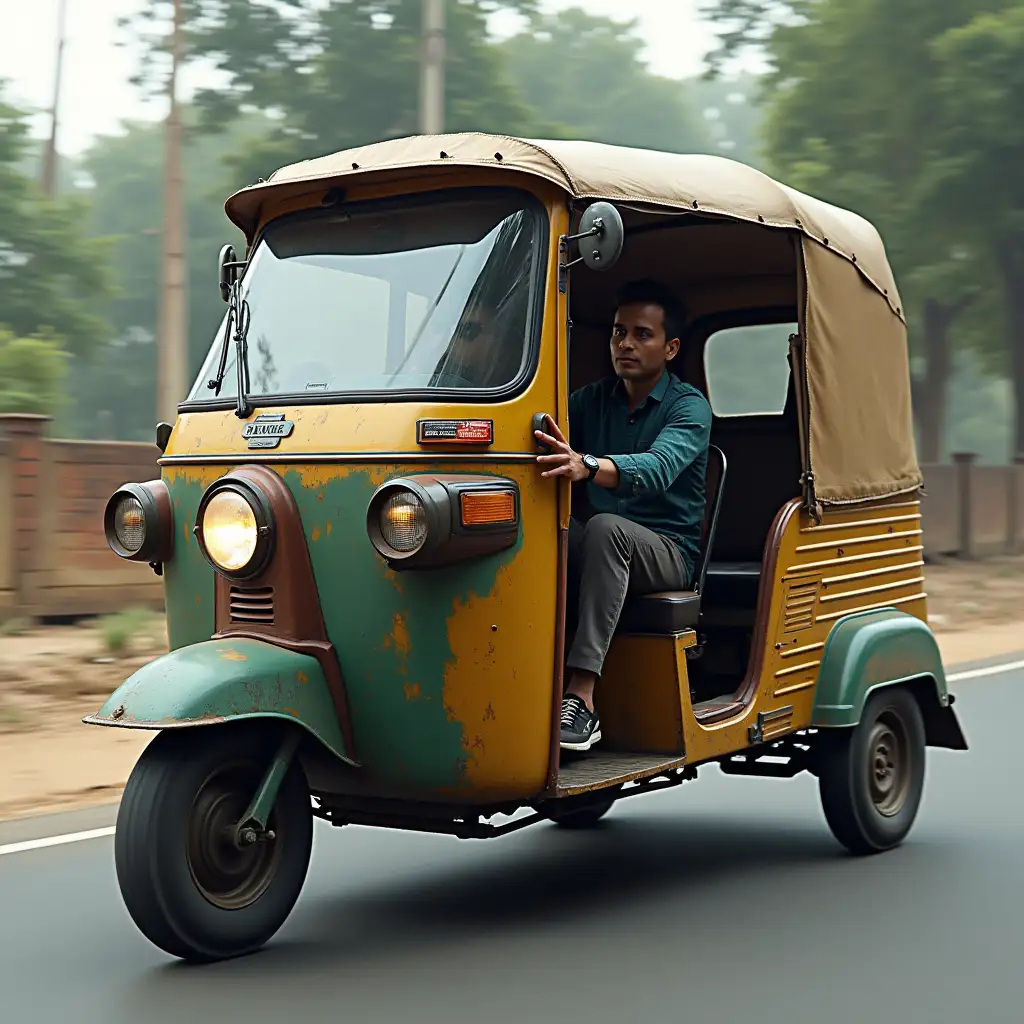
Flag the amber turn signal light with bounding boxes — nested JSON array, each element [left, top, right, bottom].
[[460, 490, 516, 527]]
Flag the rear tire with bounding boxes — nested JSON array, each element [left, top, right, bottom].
[[115, 724, 313, 963], [818, 686, 926, 856]]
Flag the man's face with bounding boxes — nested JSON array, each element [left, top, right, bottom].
[[610, 301, 680, 382]]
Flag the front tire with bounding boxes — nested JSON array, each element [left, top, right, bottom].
[[818, 686, 926, 856], [115, 724, 313, 963]]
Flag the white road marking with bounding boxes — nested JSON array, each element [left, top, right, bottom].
[[948, 658, 1024, 683], [0, 656, 1021, 858], [0, 826, 115, 858]]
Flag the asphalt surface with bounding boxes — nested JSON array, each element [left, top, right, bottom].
[[2, 664, 1022, 1024]]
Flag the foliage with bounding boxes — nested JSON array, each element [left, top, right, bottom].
[[0, 84, 114, 356], [97, 608, 161, 658], [499, 8, 709, 152], [0, 328, 69, 416], [124, 1, 541, 186]]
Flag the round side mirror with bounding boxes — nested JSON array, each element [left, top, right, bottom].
[[578, 202, 624, 272], [218, 244, 238, 303]]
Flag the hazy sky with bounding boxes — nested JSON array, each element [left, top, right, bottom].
[[1, 0, 715, 154]]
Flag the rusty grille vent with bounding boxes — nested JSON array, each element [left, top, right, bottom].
[[229, 586, 275, 624], [783, 579, 820, 633]]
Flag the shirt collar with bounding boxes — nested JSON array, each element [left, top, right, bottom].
[[613, 370, 672, 408]]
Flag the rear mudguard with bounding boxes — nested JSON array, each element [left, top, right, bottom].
[[83, 637, 353, 764], [811, 608, 967, 750]]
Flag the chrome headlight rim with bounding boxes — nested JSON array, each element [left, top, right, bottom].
[[103, 481, 173, 563], [195, 476, 276, 581]]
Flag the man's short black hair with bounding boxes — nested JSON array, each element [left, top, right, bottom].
[[615, 280, 686, 342]]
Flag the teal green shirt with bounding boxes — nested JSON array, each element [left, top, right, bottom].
[[568, 371, 713, 582]]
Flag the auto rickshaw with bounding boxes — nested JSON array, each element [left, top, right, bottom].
[[89, 132, 967, 963]]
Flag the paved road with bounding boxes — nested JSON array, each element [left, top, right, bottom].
[[2, 664, 1022, 1024]]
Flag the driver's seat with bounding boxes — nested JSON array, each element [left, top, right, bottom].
[[617, 445, 727, 634]]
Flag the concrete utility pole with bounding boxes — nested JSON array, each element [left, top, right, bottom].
[[156, 0, 189, 425], [40, 0, 68, 197], [419, 0, 446, 135]]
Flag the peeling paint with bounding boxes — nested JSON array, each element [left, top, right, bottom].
[[312, 526, 321, 543], [218, 648, 249, 662]]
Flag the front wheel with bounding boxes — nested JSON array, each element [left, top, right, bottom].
[[817, 686, 926, 856], [114, 724, 313, 963]]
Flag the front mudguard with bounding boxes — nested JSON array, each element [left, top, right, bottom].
[[84, 638, 354, 764]]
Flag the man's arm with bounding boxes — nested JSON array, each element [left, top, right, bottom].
[[606, 393, 712, 497]]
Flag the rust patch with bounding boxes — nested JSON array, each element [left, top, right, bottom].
[[326, 521, 333, 536], [296, 671, 309, 685], [282, 706, 301, 718], [404, 682, 425, 701], [390, 612, 412, 659], [217, 648, 249, 662], [312, 526, 321, 543], [483, 703, 496, 721]]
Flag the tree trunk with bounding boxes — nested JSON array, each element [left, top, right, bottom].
[[912, 298, 955, 464], [996, 242, 1024, 459]]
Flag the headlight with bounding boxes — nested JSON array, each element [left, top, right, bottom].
[[202, 490, 259, 571], [380, 491, 428, 553], [195, 478, 274, 579], [104, 482, 174, 563]]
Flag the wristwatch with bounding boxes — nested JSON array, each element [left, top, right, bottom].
[[582, 454, 600, 481]]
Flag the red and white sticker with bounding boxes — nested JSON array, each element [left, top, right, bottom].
[[417, 419, 494, 445]]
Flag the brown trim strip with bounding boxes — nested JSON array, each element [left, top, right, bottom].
[[544, 525, 569, 795], [693, 498, 802, 725]]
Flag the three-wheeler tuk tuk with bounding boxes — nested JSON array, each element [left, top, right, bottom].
[[90, 132, 967, 962]]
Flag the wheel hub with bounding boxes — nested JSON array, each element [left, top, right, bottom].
[[187, 765, 282, 910], [866, 715, 910, 817]]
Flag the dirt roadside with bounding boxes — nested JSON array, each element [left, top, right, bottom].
[[1, 556, 1022, 823]]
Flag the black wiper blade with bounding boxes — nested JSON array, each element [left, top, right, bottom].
[[233, 294, 252, 419], [207, 291, 236, 395]]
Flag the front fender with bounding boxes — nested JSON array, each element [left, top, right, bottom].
[[84, 638, 353, 764], [811, 608, 967, 749]]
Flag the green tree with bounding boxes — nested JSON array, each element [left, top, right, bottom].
[[126, 1, 540, 186], [700, 0, 1004, 462], [61, 114, 255, 441], [0, 329, 68, 416], [931, 6, 1024, 456], [0, 84, 113, 357], [499, 8, 709, 152]]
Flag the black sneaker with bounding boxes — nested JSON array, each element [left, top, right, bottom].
[[560, 694, 602, 751]]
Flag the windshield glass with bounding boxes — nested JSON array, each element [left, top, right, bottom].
[[187, 190, 544, 402]]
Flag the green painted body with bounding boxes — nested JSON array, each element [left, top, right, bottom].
[[155, 466, 522, 792], [85, 637, 351, 762], [163, 474, 216, 650], [812, 608, 950, 728], [281, 467, 520, 791]]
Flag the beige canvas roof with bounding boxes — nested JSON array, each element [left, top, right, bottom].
[[225, 133, 921, 505]]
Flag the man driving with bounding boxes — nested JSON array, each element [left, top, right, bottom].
[[535, 280, 713, 751]]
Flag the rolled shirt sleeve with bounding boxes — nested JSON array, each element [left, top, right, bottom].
[[608, 392, 712, 498]]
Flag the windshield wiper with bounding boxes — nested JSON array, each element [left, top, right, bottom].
[[206, 280, 252, 418]]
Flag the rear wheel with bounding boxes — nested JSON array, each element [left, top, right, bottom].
[[546, 794, 616, 830], [818, 687, 926, 856], [114, 724, 313, 962]]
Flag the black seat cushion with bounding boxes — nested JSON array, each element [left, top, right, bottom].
[[618, 591, 701, 634]]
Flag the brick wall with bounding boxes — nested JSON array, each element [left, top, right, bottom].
[[0, 414, 1020, 621]]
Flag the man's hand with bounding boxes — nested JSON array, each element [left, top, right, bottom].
[[535, 415, 588, 482]]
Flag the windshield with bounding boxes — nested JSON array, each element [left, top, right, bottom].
[[187, 190, 544, 403]]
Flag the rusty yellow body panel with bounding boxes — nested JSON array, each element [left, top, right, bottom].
[[680, 499, 927, 764], [153, 192, 571, 805]]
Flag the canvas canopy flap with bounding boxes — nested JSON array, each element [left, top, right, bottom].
[[801, 238, 922, 504]]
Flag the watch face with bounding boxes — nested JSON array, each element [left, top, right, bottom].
[[584, 454, 599, 475]]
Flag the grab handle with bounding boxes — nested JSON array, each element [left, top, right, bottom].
[[532, 412, 555, 453]]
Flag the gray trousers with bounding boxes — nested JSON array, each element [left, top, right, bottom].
[[565, 514, 689, 677]]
